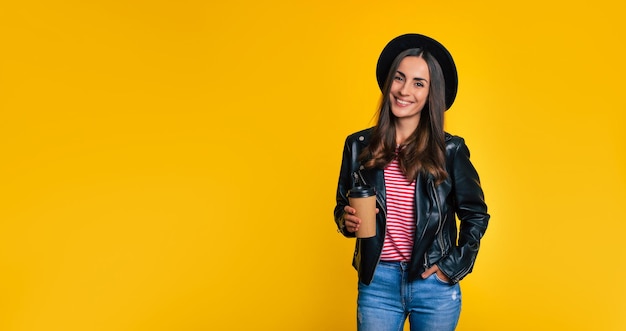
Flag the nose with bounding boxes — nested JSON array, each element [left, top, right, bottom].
[[399, 81, 410, 96]]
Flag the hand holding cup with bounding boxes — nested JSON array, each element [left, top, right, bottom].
[[346, 186, 377, 238]]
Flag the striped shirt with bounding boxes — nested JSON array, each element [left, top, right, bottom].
[[380, 157, 416, 261]]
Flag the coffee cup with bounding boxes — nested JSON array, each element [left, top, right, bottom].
[[347, 186, 377, 238]]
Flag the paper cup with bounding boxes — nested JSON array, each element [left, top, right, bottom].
[[348, 186, 377, 238]]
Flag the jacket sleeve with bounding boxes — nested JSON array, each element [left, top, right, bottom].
[[438, 138, 490, 283], [334, 136, 357, 238]]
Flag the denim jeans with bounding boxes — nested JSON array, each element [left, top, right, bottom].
[[357, 261, 461, 331]]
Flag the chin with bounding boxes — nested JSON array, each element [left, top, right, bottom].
[[391, 107, 420, 119]]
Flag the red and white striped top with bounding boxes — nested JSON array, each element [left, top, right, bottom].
[[380, 157, 416, 262]]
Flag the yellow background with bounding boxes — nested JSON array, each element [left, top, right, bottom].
[[1, 0, 625, 330]]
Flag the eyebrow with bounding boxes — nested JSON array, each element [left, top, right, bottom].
[[396, 70, 429, 82]]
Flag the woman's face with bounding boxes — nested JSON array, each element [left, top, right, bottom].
[[389, 56, 430, 122]]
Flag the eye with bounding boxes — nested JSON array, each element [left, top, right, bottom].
[[414, 82, 424, 87], [394, 75, 404, 82]]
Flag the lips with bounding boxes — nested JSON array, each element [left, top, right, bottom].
[[394, 96, 413, 106]]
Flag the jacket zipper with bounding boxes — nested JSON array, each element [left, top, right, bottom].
[[430, 180, 446, 256], [423, 180, 446, 272], [429, 181, 471, 283], [452, 260, 475, 283]]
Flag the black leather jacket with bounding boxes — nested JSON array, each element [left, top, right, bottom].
[[334, 128, 489, 285]]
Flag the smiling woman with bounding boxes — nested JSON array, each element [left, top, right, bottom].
[[334, 34, 489, 331]]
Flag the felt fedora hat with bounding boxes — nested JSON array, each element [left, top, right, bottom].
[[376, 33, 458, 110]]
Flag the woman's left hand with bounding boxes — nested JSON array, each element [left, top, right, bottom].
[[421, 265, 451, 283]]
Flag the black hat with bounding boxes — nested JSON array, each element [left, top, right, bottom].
[[376, 33, 458, 110]]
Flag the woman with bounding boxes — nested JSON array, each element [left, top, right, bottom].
[[334, 34, 490, 331]]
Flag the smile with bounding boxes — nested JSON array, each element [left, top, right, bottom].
[[395, 97, 413, 106]]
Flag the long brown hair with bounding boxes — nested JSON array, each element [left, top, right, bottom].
[[361, 48, 447, 184]]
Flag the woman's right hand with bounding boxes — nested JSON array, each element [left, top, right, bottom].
[[343, 206, 361, 233], [343, 206, 379, 233]]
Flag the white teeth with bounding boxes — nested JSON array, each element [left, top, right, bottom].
[[396, 98, 411, 105]]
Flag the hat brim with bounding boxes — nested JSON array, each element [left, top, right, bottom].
[[376, 34, 458, 110]]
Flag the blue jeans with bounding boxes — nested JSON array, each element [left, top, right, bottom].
[[357, 261, 461, 331]]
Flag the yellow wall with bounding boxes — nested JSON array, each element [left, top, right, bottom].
[[1, 1, 625, 330]]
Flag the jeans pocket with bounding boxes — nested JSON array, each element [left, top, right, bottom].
[[433, 273, 452, 285]]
